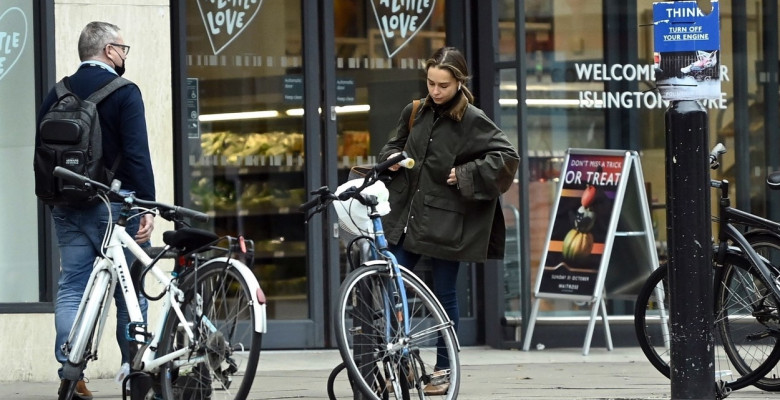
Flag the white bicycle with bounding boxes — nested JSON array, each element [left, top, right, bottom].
[[53, 166, 267, 400]]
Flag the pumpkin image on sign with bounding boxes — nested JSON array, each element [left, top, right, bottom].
[[562, 184, 597, 264], [562, 228, 594, 262]]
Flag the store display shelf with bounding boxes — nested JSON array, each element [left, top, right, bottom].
[[205, 205, 303, 217], [254, 240, 306, 259], [190, 154, 379, 174]]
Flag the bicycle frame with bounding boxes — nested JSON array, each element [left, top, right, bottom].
[[351, 201, 412, 340], [354, 197, 459, 352], [714, 178, 780, 302], [643, 177, 780, 359], [62, 209, 152, 370], [63, 198, 267, 379]]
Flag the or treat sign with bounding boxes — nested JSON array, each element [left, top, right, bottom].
[[538, 152, 626, 297]]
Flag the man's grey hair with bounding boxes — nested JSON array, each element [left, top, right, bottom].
[[78, 21, 121, 61]]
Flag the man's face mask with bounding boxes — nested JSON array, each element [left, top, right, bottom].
[[114, 57, 126, 77]]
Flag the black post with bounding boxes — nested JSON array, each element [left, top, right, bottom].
[[665, 100, 714, 399]]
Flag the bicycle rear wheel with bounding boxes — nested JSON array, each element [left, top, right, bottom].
[[334, 264, 460, 400], [634, 257, 780, 392], [717, 232, 780, 391], [158, 258, 263, 400]]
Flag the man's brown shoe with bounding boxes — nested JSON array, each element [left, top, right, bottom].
[[58, 379, 93, 400]]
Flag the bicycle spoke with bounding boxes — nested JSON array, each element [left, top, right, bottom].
[[336, 266, 460, 399], [159, 260, 262, 400]]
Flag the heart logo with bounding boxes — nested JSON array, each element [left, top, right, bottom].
[[196, 0, 264, 55], [370, 0, 436, 58], [0, 7, 28, 81]]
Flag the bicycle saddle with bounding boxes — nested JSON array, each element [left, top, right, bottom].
[[162, 227, 219, 253]]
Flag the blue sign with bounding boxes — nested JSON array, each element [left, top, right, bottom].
[[653, 1, 720, 101], [654, 1, 719, 52]]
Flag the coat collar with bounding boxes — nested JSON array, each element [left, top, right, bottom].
[[421, 92, 469, 122]]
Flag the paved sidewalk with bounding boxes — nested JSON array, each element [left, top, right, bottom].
[[1, 346, 773, 399]]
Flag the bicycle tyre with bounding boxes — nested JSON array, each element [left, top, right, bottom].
[[326, 363, 346, 400], [158, 258, 263, 400], [326, 362, 388, 400], [334, 264, 460, 400], [718, 232, 780, 391], [634, 264, 671, 379], [58, 270, 112, 400], [635, 256, 780, 391]]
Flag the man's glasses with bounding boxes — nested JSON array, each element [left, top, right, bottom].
[[109, 43, 130, 56]]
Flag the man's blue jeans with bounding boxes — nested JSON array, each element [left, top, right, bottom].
[[52, 202, 149, 378], [387, 237, 460, 370]]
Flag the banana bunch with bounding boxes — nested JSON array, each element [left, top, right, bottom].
[[200, 131, 231, 156], [200, 131, 305, 160]]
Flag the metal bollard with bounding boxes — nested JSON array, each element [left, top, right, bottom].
[[665, 99, 715, 399]]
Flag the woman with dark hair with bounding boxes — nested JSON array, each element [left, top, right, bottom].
[[379, 46, 519, 394]]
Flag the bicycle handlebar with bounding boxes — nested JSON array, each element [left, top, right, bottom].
[[299, 152, 413, 214], [53, 166, 209, 223], [299, 187, 328, 212], [709, 143, 726, 170], [375, 152, 410, 173]]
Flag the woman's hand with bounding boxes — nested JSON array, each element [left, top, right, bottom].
[[447, 167, 458, 186], [387, 152, 402, 171]]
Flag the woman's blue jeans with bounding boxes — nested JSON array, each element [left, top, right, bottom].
[[388, 237, 460, 370], [52, 202, 149, 379]]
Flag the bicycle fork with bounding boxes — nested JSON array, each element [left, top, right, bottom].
[[62, 262, 116, 380]]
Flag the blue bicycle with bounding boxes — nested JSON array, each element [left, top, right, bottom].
[[301, 153, 460, 399]]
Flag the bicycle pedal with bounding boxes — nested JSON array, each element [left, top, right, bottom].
[[126, 322, 152, 345]]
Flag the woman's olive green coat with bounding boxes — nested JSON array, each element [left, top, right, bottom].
[[379, 93, 520, 263]]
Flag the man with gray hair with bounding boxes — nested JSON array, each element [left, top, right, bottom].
[[36, 21, 155, 399]]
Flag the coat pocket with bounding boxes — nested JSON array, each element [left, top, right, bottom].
[[419, 194, 465, 245]]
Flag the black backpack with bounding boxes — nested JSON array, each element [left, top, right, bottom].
[[35, 76, 131, 206]]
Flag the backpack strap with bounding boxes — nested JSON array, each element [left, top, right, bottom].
[[86, 76, 133, 104], [87, 77, 132, 175], [54, 76, 132, 103], [408, 99, 421, 132], [93, 77, 132, 176], [54, 79, 70, 98]]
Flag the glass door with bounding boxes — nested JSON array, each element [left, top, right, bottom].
[[180, 0, 317, 348], [329, 0, 477, 346]]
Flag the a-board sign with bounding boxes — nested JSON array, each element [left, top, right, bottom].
[[525, 149, 658, 355], [535, 150, 630, 300]]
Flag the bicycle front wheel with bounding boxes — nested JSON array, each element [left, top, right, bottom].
[[717, 232, 780, 391], [335, 264, 460, 400], [59, 270, 112, 400], [158, 258, 263, 400]]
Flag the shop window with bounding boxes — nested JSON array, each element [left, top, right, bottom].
[[1, 1, 40, 303], [499, 1, 776, 323]]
